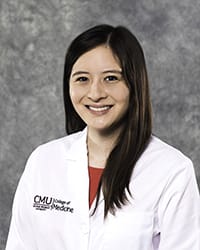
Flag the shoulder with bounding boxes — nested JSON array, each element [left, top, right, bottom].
[[134, 135, 194, 181], [148, 136, 192, 165], [130, 136, 198, 200], [41, 129, 85, 148], [27, 129, 87, 163], [20, 129, 87, 181]]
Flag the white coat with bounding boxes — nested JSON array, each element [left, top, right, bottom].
[[6, 128, 200, 250]]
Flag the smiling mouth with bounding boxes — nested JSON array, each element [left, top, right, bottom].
[[86, 105, 113, 112]]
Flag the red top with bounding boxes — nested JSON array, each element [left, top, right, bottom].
[[88, 166, 104, 208]]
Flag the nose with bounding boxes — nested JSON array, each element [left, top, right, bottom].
[[87, 79, 107, 102]]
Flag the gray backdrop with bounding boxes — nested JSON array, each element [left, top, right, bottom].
[[0, 0, 200, 248]]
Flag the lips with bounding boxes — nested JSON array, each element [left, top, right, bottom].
[[86, 105, 113, 112]]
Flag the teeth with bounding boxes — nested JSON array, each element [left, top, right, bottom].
[[88, 106, 111, 112]]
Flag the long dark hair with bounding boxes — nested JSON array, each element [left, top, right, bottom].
[[63, 24, 152, 217]]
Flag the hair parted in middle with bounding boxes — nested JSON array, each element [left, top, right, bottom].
[[63, 24, 152, 217]]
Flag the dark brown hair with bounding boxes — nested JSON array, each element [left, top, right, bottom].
[[63, 24, 152, 217]]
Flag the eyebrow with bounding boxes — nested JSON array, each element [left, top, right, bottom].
[[102, 70, 122, 74], [71, 71, 89, 77], [71, 70, 122, 78]]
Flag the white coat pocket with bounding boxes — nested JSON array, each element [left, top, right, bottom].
[[103, 209, 154, 250]]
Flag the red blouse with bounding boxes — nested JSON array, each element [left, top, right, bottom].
[[88, 166, 104, 208]]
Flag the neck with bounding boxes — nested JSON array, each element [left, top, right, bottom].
[[87, 127, 122, 168]]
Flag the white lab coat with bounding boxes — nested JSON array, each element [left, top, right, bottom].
[[6, 128, 200, 250]]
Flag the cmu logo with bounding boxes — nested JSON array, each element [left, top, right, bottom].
[[33, 195, 74, 213]]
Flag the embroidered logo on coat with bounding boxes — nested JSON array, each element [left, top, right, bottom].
[[33, 195, 74, 213]]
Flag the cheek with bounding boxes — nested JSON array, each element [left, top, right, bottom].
[[123, 96, 130, 113], [69, 87, 76, 105], [69, 89, 81, 115], [119, 88, 130, 112], [114, 87, 130, 105], [69, 86, 81, 106]]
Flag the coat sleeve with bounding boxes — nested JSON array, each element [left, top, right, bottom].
[[5, 150, 38, 250], [157, 159, 200, 249]]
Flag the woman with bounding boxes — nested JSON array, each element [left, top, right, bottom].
[[6, 24, 200, 249]]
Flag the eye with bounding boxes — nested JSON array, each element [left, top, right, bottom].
[[76, 76, 88, 82], [104, 75, 119, 82]]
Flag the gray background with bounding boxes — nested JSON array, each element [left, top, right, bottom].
[[0, 0, 200, 248]]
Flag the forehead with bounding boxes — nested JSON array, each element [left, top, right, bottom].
[[72, 45, 121, 72]]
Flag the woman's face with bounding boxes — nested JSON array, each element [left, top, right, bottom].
[[69, 45, 130, 133]]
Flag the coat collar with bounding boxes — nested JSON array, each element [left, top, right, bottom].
[[63, 127, 105, 205], [63, 127, 88, 161]]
